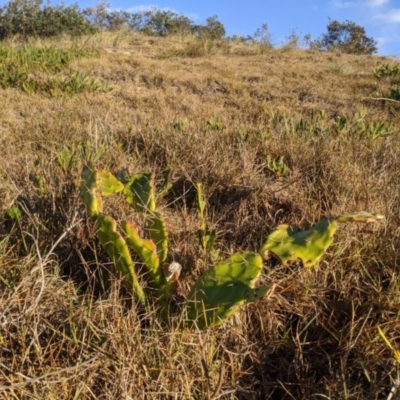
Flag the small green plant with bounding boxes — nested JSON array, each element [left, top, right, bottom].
[[81, 165, 384, 329], [206, 116, 225, 131], [57, 148, 76, 174], [195, 183, 218, 260], [78, 142, 105, 164], [334, 115, 348, 133], [266, 155, 289, 178], [388, 86, 400, 101], [359, 121, 393, 140], [173, 118, 188, 132], [5, 206, 22, 221], [374, 63, 400, 79], [372, 63, 400, 102]]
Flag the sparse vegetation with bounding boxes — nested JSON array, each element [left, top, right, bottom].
[[0, 28, 400, 399]]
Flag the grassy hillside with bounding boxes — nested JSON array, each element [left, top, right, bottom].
[[0, 31, 400, 399]]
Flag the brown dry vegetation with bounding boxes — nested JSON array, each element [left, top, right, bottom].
[[1, 31, 400, 399]]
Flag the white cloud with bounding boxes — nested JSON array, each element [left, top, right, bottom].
[[126, 5, 158, 13], [375, 9, 400, 23], [332, 0, 389, 8], [331, 1, 355, 8], [125, 5, 199, 20], [366, 0, 389, 7]]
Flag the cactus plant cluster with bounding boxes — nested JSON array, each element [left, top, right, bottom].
[[80, 166, 171, 306], [81, 165, 384, 329]]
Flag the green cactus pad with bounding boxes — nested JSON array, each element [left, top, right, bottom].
[[96, 171, 124, 196], [124, 172, 156, 212], [260, 211, 384, 268], [187, 252, 267, 329], [121, 220, 164, 288], [96, 214, 146, 304], [80, 165, 103, 220], [146, 211, 168, 263]]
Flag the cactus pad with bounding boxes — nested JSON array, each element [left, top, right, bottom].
[[80, 165, 103, 220], [260, 211, 384, 268], [96, 171, 124, 196], [80, 166, 124, 220], [96, 214, 146, 304], [146, 211, 168, 263], [124, 172, 156, 212], [187, 252, 268, 329], [121, 220, 164, 287]]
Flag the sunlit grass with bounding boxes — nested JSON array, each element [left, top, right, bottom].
[[0, 31, 399, 399]]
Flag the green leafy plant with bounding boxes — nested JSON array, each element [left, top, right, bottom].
[[388, 86, 400, 101], [81, 165, 384, 329], [5, 206, 22, 221], [0, 45, 101, 96], [173, 118, 188, 132], [206, 116, 225, 131], [196, 183, 217, 256], [57, 148, 76, 174], [359, 121, 393, 140], [373, 63, 400, 80], [266, 155, 289, 178], [78, 142, 105, 164]]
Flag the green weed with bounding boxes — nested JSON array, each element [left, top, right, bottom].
[[0, 44, 108, 96]]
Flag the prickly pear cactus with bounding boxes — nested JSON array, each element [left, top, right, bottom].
[[80, 166, 124, 220], [121, 220, 164, 288], [96, 170, 124, 196], [187, 252, 269, 329], [80, 165, 103, 220], [96, 214, 146, 304], [260, 212, 384, 268], [124, 172, 156, 212], [146, 211, 168, 264]]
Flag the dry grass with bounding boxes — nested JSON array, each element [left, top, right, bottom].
[[1, 31, 400, 399]]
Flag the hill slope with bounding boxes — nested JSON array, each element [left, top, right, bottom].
[[0, 32, 400, 399]]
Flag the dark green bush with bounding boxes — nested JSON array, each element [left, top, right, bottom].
[[0, 0, 226, 40], [129, 8, 193, 36], [192, 15, 226, 39], [311, 19, 377, 55], [0, 0, 95, 39]]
